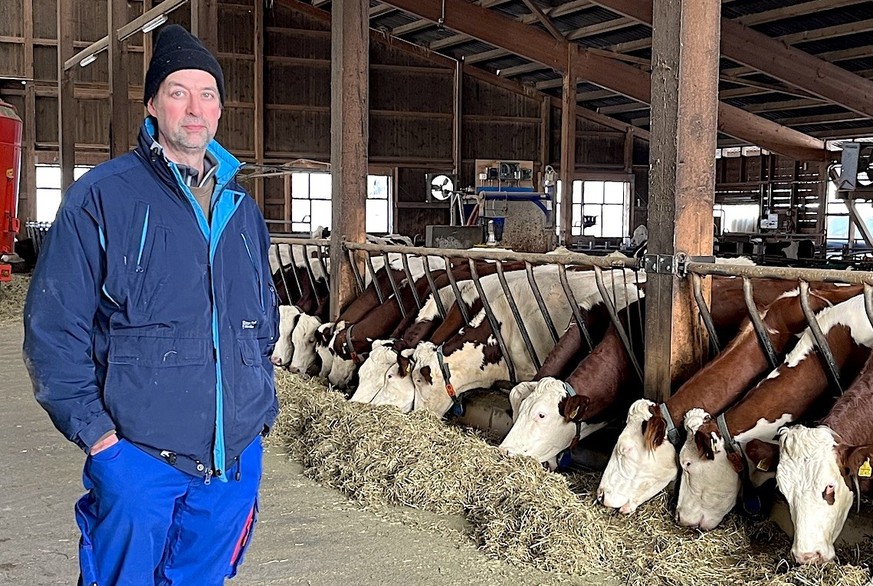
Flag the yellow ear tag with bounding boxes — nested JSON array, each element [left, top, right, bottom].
[[859, 459, 872, 478], [756, 459, 769, 472], [406, 364, 411, 374]]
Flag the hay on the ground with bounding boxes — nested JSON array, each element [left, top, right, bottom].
[[270, 370, 872, 586], [0, 274, 30, 325]]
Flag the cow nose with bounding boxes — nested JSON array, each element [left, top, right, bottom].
[[289, 366, 301, 374], [596, 488, 604, 504], [795, 551, 827, 565], [270, 356, 283, 366]]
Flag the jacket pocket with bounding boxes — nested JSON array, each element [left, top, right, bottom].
[[109, 336, 211, 368], [240, 232, 265, 312], [238, 338, 260, 367]]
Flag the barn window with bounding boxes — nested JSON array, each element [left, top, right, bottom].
[[555, 180, 630, 238], [824, 179, 873, 255], [289, 171, 392, 235], [34, 164, 93, 222]]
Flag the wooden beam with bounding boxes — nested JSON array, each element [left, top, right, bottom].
[[381, 0, 567, 72], [21, 0, 36, 222], [253, 0, 265, 210], [559, 44, 576, 246], [329, 0, 369, 318], [57, 0, 75, 191], [736, 0, 870, 27], [108, 0, 130, 158], [453, 59, 463, 176], [464, 48, 509, 65], [593, 0, 873, 121], [384, 0, 825, 159], [519, 0, 564, 43], [645, 0, 719, 401]]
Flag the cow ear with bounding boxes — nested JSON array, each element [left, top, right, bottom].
[[694, 429, 715, 460], [508, 382, 538, 421], [560, 396, 590, 422], [397, 354, 411, 378], [419, 365, 433, 386], [745, 439, 780, 472], [841, 445, 873, 479], [643, 413, 667, 450]]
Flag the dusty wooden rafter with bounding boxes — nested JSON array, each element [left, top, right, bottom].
[[380, 0, 827, 160], [519, 0, 565, 43]]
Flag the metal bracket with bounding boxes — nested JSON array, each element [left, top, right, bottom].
[[642, 252, 715, 277]]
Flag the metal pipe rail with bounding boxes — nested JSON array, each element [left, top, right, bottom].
[[343, 241, 640, 270], [685, 261, 873, 285]]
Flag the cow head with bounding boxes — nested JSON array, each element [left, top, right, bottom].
[[409, 342, 451, 415], [350, 341, 416, 411], [271, 305, 301, 367], [500, 378, 602, 470], [597, 399, 680, 514], [289, 313, 323, 376], [675, 409, 742, 531], [327, 322, 357, 389], [314, 322, 335, 378], [776, 426, 856, 565]]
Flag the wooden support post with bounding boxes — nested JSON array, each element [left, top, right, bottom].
[[191, 0, 217, 53], [559, 44, 576, 246], [57, 0, 76, 192], [644, 0, 720, 402], [22, 0, 36, 221], [329, 0, 369, 318], [142, 0, 154, 112], [109, 0, 130, 158], [539, 95, 550, 184], [253, 0, 265, 211], [452, 59, 463, 177]]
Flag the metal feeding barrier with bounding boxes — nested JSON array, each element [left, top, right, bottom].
[[683, 260, 873, 394], [340, 241, 645, 385]]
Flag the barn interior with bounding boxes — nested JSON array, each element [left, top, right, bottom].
[[3, 1, 873, 584]]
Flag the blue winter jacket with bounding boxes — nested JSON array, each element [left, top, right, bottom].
[[23, 118, 279, 482]]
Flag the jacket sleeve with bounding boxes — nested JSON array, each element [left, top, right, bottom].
[[256, 209, 279, 428], [23, 198, 115, 452]]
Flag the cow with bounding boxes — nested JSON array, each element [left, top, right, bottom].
[[759, 349, 873, 564], [271, 305, 302, 367], [597, 282, 864, 515], [327, 260, 526, 389], [500, 298, 646, 469], [675, 293, 873, 531], [406, 268, 644, 416]]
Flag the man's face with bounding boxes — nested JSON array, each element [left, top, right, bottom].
[[147, 69, 221, 155]]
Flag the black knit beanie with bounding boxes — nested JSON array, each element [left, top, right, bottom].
[[143, 25, 225, 106]]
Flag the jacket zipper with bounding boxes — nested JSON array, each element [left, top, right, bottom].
[[240, 233, 265, 312], [136, 205, 150, 272]]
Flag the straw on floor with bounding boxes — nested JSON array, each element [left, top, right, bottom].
[[269, 370, 872, 586]]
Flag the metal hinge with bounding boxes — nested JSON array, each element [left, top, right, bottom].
[[643, 252, 715, 277]]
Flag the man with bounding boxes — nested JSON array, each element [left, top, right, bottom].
[[23, 25, 278, 585]]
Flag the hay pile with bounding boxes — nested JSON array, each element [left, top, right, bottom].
[[0, 274, 30, 325], [270, 370, 872, 586]]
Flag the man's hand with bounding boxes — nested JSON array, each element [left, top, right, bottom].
[[89, 432, 119, 455]]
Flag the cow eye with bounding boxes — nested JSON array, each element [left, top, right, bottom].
[[387, 373, 393, 379], [537, 412, 546, 419]]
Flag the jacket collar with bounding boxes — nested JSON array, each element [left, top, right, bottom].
[[135, 117, 243, 193]]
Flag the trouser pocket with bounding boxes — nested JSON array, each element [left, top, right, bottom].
[[226, 499, 259, 578], [74, 493, 100, 586]]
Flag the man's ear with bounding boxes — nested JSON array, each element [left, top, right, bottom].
[[147, 97, 157, 117]]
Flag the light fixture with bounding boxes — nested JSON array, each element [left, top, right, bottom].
[[141, 14, 168, 34], [496, 69, 501, 76], [80, 53, 98, 67]]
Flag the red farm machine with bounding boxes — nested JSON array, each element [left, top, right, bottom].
[[0, 99, 22, 283]]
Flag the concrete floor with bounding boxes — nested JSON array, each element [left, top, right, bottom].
[[0, 323, 597, 586]]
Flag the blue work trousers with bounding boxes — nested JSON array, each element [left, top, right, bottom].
[[74, 436, 263, 586]]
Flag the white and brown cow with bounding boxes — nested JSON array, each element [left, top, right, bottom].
[[765, 349, 873, 564], [408, 268, 643, 416], [271, 304, 302, 367], [676, 293, 873, 531], [597, 282, 863, 515], [499, 298, 646, 468]]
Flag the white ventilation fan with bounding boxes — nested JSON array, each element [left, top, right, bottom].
[[427, 173, 455, 202]]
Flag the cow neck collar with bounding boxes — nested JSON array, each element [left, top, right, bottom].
[[659, 403, 682, 447], [345, 324, 361, 365], [435, 344, 463, 415], [561, 382, 583, 442], [716, 413, 763, 516]]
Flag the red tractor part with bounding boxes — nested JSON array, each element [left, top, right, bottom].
[[0, 99, 23, 283]]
